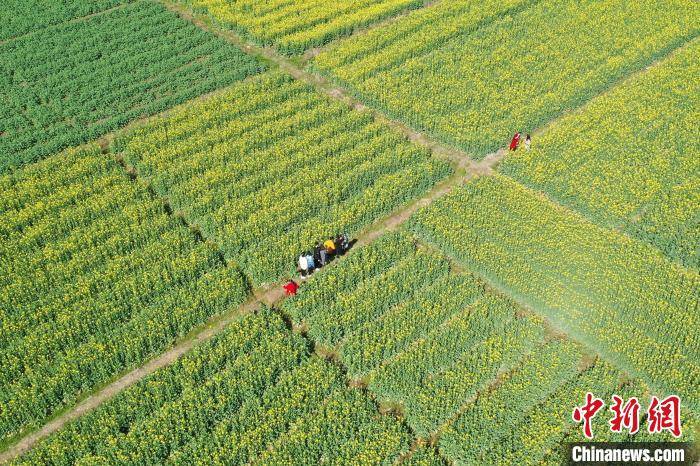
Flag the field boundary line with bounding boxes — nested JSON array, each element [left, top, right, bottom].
[[0, 147, 462, 463], [0, 285, 281, 464], [5, 5, 695, 461], [298, 0, 442, 65], [158, 0, 492, 176]]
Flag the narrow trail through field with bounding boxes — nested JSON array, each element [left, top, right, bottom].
[[159, 0, 485, 171], [3, 3, 695, 462], [0, 283, 283, 464], [0, 156, 468, 464]]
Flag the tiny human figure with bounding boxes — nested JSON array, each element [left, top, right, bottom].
[[509, 131, 521, 151], [524, 134, 531, 151], [298, 253, 309, 279], [319, 247, 329, 267], [313, 243, 323, 268], [305, 251, 315, 275], [283, 280, 299, 296], [324, 237, 336, 258], [341, 233, 350, 254], [335, 233, 348, 255]]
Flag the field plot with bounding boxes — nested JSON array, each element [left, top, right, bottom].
[[314, 0, 700, 156], [403, 445, 445, 466], [14, 309, 411, 465], [500, 41, 699, 269], [0, 145, 248, 442], [409, 175, 700, 411], [284, 233, 544, 435], [439, 356, 626, 465], [0, 0, 264, 173], [115, 72, 452, 285], [180, 0, 426, 55], [0, 0, 133, 40], [282, 232, 639, 460]]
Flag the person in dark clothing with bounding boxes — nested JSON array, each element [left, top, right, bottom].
[[313, 243, 323, 266], [336, 233, 349, 255], [319, 247, 328, 267], [335, 234, 344, 255]]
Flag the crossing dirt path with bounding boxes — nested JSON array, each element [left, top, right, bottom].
[[1, 3, 693, 462], [0, 151, 485, 463]]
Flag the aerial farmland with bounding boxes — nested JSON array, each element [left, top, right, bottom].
[[0, 0, 698, 464]]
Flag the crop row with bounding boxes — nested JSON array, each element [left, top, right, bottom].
[[402, 313, 543, 437], [500, 40, 699, 269], [283, 232, 549, 436], [0, 145, 248, 441], [116, 72, 452, 285], [290, 243, 452, 352], [409, 175, 700, 411], [0, 0, 133, 41], [179, 0, 425, 55], [314, 0, 534, 82], [446, 360, 623, 465], [314, 0, 700, 156], [15, 309, 411, 465], [367, 292, 524, 403], [438, 339, 585, 464], [0, 0, 264, 172]]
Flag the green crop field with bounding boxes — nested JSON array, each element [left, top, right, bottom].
[[0, 145, 248, 441], [0, 0, 263, 172], [13, 310, 411, 465], [178, 0, 427, 55], [1, 0, 698, 463], [283, 232, 652, 461], [409, 175, 699, 411], [0, 0, 134, 40]]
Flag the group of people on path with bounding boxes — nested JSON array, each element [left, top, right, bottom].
[[284, 233, 351, 296], [509, 131, 531, 151], [298, 234, 350, 278]]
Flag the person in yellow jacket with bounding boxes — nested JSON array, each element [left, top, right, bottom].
[[324, 237, 336, 257]]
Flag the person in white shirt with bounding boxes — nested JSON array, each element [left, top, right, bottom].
[[298, 253, 309, 279]]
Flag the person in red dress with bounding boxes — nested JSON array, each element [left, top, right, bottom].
[[283, 280, 299, 296], [509, 131, 521, 151]]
